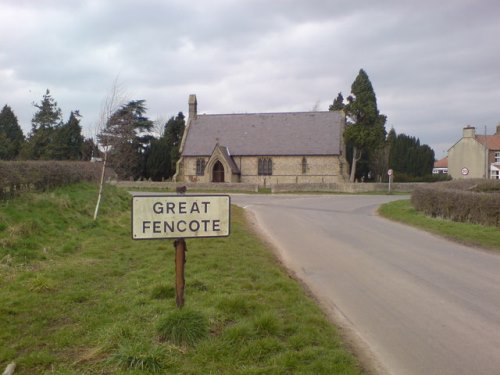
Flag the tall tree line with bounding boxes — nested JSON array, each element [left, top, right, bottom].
[[0, 89, 88, 161], [0, 90, 185, 181], [387, 128, 435, 179]]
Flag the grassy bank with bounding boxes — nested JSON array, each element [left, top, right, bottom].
[[0, 184, 361, 374], [378, 199, 500, 252]]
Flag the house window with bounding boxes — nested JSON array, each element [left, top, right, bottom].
[[196, 158, 205, 176], [495, 152, 500, 164], [258, 158, 273, 176], [491, 170, 500, 179], [302, 157, 307, 174]]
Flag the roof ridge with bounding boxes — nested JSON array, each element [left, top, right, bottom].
[[196, 111, 337, 117]]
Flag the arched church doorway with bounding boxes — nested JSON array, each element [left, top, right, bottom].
[[212, 161, 225, 182]]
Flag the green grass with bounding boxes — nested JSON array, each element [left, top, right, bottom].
[[0, 183, 362, 374], [379, 199, 500, 251]]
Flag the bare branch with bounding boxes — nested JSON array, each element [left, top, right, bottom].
[[93, 77, 127, 221]]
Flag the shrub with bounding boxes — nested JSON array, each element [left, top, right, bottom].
[[0, 161, 116, 200], [412, 179, 500, 227]]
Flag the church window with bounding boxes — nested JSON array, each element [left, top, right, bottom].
[[258, 158, 273, 175], [302, 157, 307, 174], [196, 158, 206, 176]]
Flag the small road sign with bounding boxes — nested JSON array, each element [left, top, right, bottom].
[[461, 167, 469, 176], [132, 195, 230, 239], [388, 169, 393, 176]]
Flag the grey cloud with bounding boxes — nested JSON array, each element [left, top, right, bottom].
[[0, 0, 499, 158]]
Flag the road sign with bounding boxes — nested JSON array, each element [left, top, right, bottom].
[[461, 167, 469, 176], [132, 195, 230, 239], [388, 169, 393, 176]]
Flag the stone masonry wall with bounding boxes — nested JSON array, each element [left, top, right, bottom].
[[179, 155, 347, 184]]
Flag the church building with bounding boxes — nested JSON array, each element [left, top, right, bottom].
[[174, 95, 349, 185]]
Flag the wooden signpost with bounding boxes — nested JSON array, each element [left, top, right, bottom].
[[132, 194, 230, 308]]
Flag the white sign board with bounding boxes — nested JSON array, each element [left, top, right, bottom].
[[132, 195, 230, 239]]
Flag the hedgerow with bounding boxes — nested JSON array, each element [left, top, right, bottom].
[[0, 161, 114, 200], [411, 179, 500, 227]]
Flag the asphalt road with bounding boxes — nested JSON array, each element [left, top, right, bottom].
[[231, 194, 500, 375]]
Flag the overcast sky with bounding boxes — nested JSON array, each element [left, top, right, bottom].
[[1, 0, 499, 158]]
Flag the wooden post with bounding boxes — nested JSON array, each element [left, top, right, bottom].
[[173, 238, 187, 308]]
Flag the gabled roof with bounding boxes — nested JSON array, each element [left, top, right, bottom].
[[476, 135, 500, 150], [181, 111, 344, 156], [210, 144, 240, 174]]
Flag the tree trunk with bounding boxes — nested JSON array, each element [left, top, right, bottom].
[[2, 362, 16, 375], [93, 148, 108, 221], [349, 146, 362, 183]]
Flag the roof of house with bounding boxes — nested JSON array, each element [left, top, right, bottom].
[[434, 156, 448, 168], [181, 111, 344, 157], [476, 135, 500, 150]]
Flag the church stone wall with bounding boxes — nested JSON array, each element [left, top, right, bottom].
[[179, 155, 346, 185]]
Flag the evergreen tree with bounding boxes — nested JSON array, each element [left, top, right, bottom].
[[146, 137, 172, 181], [343, 69, 386, 182], [329, 92, 345, 111], [387, 130, 435, 179], [99, 100, 153, 179], [51, 111, 84, 160], [31, 89, 63, 132], [145, 112, 185, 181], [22, 89, 63, 159], [164, 112, 185, 174], [0, 105, 24, 160]]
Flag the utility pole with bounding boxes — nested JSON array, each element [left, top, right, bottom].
[[485, 126, 489, 179]]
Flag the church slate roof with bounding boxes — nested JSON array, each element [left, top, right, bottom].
[[181, 111, 344, 157]]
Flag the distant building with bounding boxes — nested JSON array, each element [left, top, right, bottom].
[[174, 95, 349, 185], [432, 156, 448, 174], [448, 125, 500, 179]]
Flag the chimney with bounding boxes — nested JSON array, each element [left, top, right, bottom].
[[463, 125, 475, 138], [188, 94, 197, 120], [496, 122, 500, 136]]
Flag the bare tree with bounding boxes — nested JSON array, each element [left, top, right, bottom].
[[93, 77, 127, 221], [152, 116, 167, 138]]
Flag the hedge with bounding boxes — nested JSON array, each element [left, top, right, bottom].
[[411, 179, 500, 228], [0, 161, 115, 200]]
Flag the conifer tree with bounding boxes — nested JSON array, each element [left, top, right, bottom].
[[51, 111, 84, 160], [164, 112, 185, 174], [329, 92, 345, 111], [22, 89, 63, 159], [343, 69, 386, 182], [145, 112, 185, 181], [387, 129, 435, 179], [0, 105, 24, 160]]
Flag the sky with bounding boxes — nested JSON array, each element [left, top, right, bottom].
[[1, 0, 499, 159]]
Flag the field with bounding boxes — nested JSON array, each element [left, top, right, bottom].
[[0, 184, 361, 374]]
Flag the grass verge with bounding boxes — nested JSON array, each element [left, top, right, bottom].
[[0, 183, 362, 374], [378, 199, 500, 252]]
